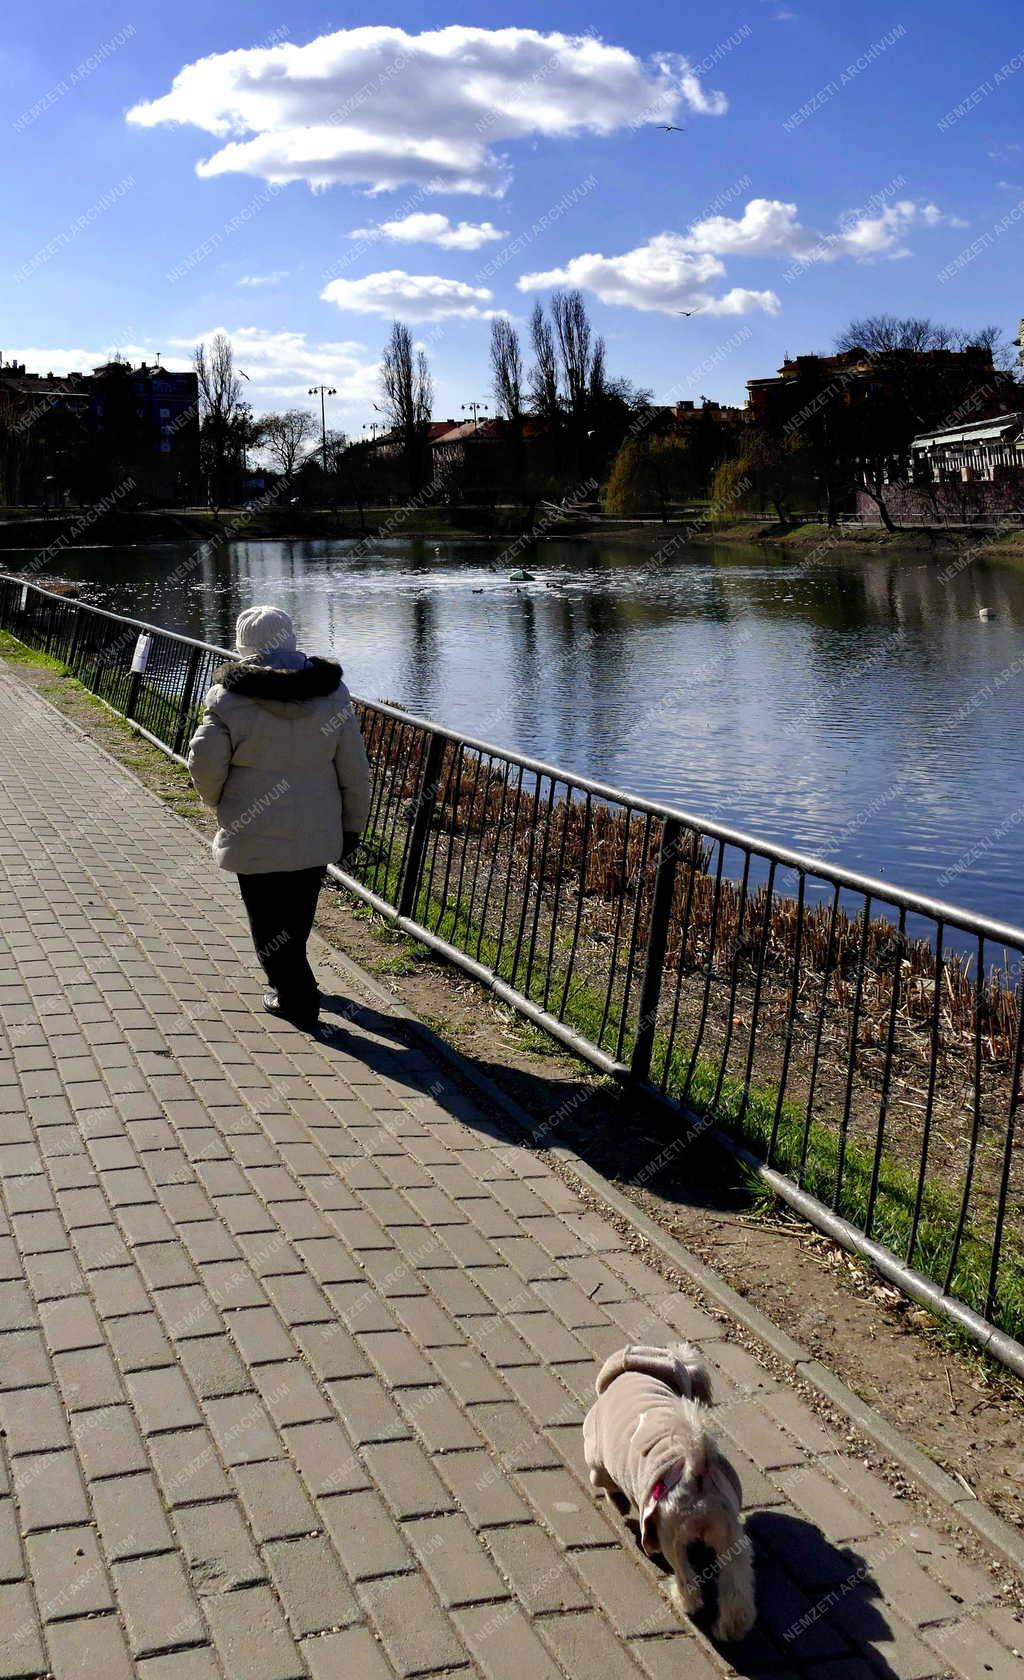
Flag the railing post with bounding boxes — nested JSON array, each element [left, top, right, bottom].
[[124, 629, 153, 722], [172, 646, 203, 755], [66, 603, 85, 675], [397, 730, 446, 920], [629, 816, 681, 1088], [124, 670, 143, 720]]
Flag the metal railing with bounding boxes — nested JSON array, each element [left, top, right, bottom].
[[1, 573, 1022, 1376]]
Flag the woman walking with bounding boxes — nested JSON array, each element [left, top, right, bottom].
[[188, 606, 370, 1029]]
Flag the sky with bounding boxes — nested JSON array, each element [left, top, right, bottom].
[[2, 1, 1023, 431]]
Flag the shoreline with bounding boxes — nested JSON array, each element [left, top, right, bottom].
[[1, 506, 1022, 564]]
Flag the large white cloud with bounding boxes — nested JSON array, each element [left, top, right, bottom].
[[349, 213, 508, 250], [518, 236, 781, 316], [126, 26, 727, 196], [2, 345, 179, 376], [168, 326, 381, 411], [517, 197, 964, 314], [321, 270, 502, 321], [684, 196, 964, 264]]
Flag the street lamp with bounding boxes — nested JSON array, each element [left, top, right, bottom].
[[308, 384, 337, 481], [461, 400, 488, 429]]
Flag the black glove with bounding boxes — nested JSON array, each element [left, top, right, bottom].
[[340, 830, 363, 865]]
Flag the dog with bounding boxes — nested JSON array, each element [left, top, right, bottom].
[[582, 1342, 756, 1643]]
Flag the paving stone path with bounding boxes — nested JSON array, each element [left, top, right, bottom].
[[0, 663, 1020, 1680]]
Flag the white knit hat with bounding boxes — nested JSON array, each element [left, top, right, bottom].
[[234, 605, 297, 658]]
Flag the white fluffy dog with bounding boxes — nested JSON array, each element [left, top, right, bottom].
[[582, 1342, 756, 1642]]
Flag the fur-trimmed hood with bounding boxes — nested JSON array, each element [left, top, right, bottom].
[[212, 656, 342, 702]]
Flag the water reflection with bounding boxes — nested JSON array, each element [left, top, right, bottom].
[[11, 535, 1024, 927]]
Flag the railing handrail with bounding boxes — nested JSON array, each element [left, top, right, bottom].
[[6, 570, 1022, 950], [3, 566, 1022, 1369], [0, 575, 235, 660]]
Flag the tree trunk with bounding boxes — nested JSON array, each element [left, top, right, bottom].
[[862, 476, 896, 532]]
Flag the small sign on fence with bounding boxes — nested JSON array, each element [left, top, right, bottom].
[[131, 633, 153, 675], [19, 585, 28, 612]]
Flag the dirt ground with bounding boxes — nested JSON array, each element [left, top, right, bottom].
[[5, 642, 1023, 1585]]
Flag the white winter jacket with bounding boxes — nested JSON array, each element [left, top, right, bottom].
[[187, 656, 371, 874]]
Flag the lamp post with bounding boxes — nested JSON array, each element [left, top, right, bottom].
[[308, 384, 337, 482], [461, 400, 488, 430]]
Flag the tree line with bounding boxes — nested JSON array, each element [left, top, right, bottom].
[[6, 302, 1014, 519]]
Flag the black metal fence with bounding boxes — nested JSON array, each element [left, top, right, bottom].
[[1, 574, 1022, 1376]]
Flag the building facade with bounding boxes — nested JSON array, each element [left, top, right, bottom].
[[0, 358, 199, 504]]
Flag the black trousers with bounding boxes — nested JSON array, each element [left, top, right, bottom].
[[237, 867, 325, 1015]]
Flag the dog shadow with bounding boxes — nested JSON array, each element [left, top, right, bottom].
[[623, 1506, 898, 1676]]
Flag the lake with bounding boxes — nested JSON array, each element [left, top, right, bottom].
[[7, 534, 1024, 929]]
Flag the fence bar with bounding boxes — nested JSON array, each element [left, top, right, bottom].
[[630, 817, 680, 1086], [172, 645, 204, 755], [396, 730, 446, 921]]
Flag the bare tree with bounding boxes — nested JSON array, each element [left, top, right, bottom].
[[489, 319, 524, 424], [380, 321, 433, 490], [193, 331, 247, 503], [551, 289, 593, 428], [490, 317, 527, 500], [321, 428, 350, 475], [528, 301, 560, 427], [835, 314, 1016, 359], [588, 336, 607, 409], [835, 315, 944, 354], [969, 323, 1020, 371], [260, 409, 317, 478]]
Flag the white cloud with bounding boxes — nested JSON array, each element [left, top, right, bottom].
[[13, 330, 379, 421], [236, 270, 289, 286], [686, 196, 965, 265], [349, 212, 508, 250], [167, 326, 380, 411], [321, 270, 502, 320], [518, 236, 780, 316], [516, 196, 964, 316], [126, 25, 726, 197], [4, 344, 190, 375]]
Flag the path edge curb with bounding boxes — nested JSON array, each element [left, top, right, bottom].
[[323, 942, 1024, 1584]]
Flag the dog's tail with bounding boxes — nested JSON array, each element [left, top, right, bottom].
[[671, 1341, 713, 1406]]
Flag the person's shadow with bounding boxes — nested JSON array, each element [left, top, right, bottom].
[[315, 990, 753, 1214]]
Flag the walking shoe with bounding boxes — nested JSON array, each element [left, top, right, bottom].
[[262, 992, 320, 1029]]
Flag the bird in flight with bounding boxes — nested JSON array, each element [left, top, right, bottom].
[[675, 310, 699, 317], [657, 124, 686, 132]]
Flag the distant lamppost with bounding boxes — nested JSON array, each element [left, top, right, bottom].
[[308, 383, 337, 479], [363, 421, 381, 441], [461, 400, 488, 430]]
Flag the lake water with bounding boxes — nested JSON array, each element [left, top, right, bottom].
[[8, 535, 1024, 930]]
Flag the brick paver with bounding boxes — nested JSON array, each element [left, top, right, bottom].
[[0, 663, 1020, 1679]]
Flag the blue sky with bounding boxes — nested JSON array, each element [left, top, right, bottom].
[[3, 1, 1022, 429]]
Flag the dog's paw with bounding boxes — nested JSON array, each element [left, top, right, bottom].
[[713, 1599, 756, 1644], [668, 1575, 703, 1617]]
